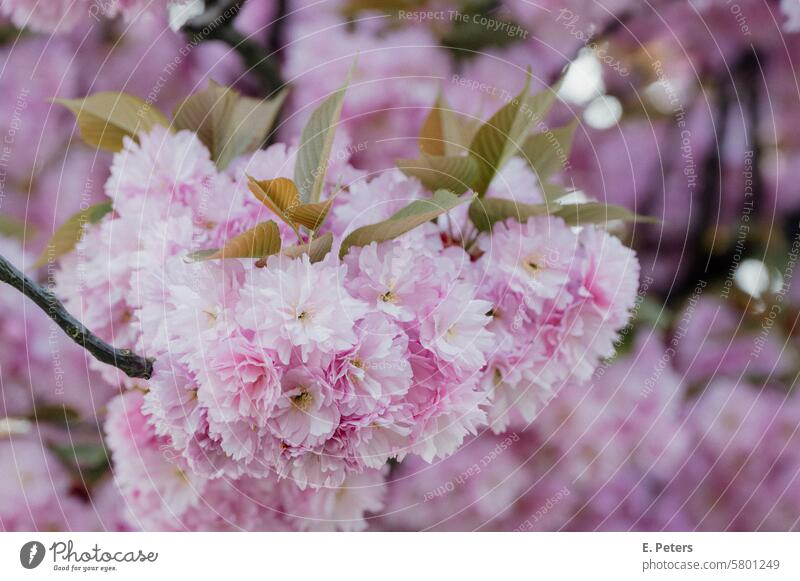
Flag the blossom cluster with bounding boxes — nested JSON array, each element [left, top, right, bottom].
[[49, 108, 639, 528], [379, 323, 800, 531], [4, 0, 797, 535]]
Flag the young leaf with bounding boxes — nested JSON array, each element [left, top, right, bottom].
[[419, 92, 477, 156], [283, 232, 333, 263], [469, 197, 657, 232], [247, 176, 333, 233], [520, 120, 578, 181], [396, 154, 479, 195], [469, 75, 562, 196], [291, 199, 335, 232], [186, 221, 282, 261], [294, 67, 352, 203], [34, 201, 114, 268], [340, 190, 469, 258], [55, 93, 170, 152], [247, 176, 300, 226], [173, 81, 287, 169]]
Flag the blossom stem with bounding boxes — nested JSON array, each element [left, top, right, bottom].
[[0, 254, 154, 379]]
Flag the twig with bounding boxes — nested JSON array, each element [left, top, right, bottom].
[[0, 254, 154, 379]]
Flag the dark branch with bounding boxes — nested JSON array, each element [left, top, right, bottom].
[[548, 0, 679, 84], [183, 0, 284, 95], [267, 0, 288, 57], [0, 254, 153, 379]]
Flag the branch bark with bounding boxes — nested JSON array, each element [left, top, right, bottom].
[[0, 254, 154, 379]]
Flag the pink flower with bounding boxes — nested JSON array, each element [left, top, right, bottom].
[[237, 254, 368, 364], [332, 313, 413, 417], [197, 333, 283, 426], [105, 390, 207, 529], [329, 169, 425, 237], [419, 282, 494, 371], [344, 240, 437, 322], [479, 215, 580, 312], [270, 368, 340, 448], [106, 126, 217, 219]]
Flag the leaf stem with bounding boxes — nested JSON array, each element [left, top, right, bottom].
[[0, 254, 154, 379]]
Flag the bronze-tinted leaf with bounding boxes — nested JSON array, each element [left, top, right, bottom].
[[340, 190, 469, 257], [186, 220, 282, 261], [56, 93, 169, 152], [291, 199, 334, 232], [248, 176, 334, 233], [247, 176, 301, 227], [396, 154, 479, 195], [34, 201, 114, 268]]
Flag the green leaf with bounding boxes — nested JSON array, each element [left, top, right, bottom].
[[294, 67, 352, 203], [28, 405, 81, 426], [551, 202, 660, 227], [469, 74, 561, 196], [396, 154, 479, 195], [186, 220, 282, 262], [55, 93, 170, 152], [173, 81, 287, 169], [419, 92, 478, 156], [283, 232, 333, 263], [469, 197, 657, 232], [51, 442, 109, 469], [340, 190, 470, 258], [540, 182, 571, 203], [520, 120, 578, 181], [34, 201, 113, 268], [0, 215, 30, 239]]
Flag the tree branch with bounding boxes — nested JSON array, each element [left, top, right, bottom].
[[183, 0, 284, 96], [0, 254, 153, 380]]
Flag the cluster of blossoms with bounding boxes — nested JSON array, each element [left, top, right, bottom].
[[48, 87, 639, 527], [377, 332, 686, 531], [4, 0, 798, 534], [379, 322, 800, 531]]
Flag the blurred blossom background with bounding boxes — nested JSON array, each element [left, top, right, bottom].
[[2, 0, 800, 531]]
